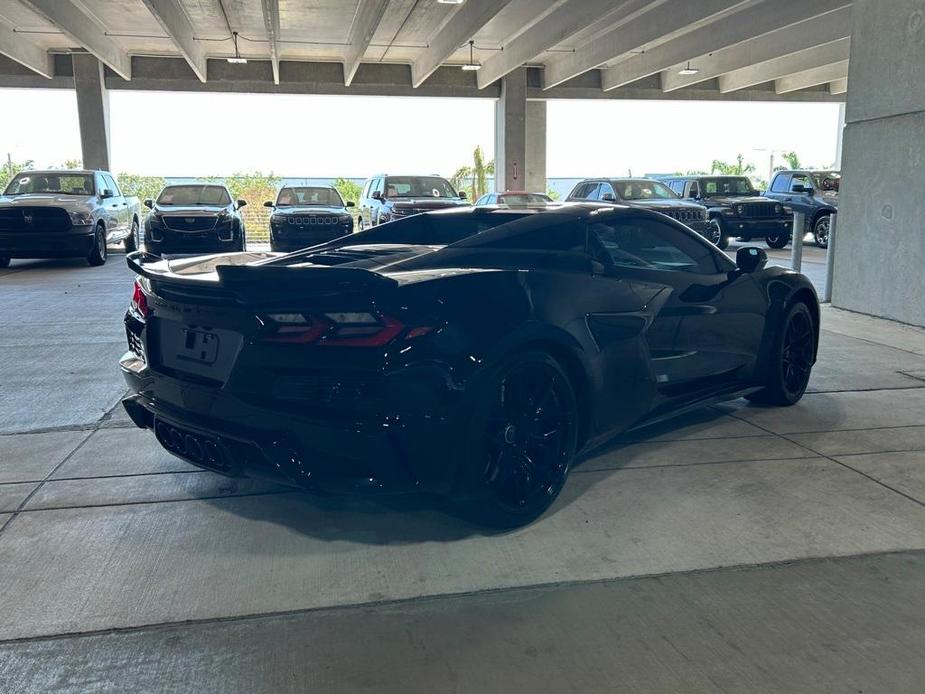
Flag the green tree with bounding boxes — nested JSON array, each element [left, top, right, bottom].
[[117, 173, 167, 204], [710, 154, 756, 176], [334, 177, 361, 205], [1, 157, 34, 190], [451, 146, 495, 199]]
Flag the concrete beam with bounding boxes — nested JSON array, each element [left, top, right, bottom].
[[829, 77, 848, 95], [141, 0, 207, 83], [542, 0, 749, 90], [602, 0, 851, 91], [21, 0, 131, 80], [776, 60, 849, 94], [260, 0, 280, 85], [660, 5, 852, 92], [411, 0, 514, 88], [476, 0, 651, 89], [72, 54, 110, 170], [0, 18, 52, 78], [719, 38, 850, 93], [343, 0, 388, 87]]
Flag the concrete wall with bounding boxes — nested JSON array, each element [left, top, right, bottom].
[[833, 0, 925, 325]]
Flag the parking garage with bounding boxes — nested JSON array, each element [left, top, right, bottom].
[[2, 1, 925, 691]]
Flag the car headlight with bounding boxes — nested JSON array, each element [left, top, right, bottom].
[[775, 203, 784, 214], [735, 204, 746, 216], [782, 205, 793, 214], [69, 210, 93, 225], [722, 206, 737, 217], [340, 214, 352, 223]]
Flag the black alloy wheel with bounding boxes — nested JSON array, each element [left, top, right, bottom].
[[124, 219, 139, 253], [747, 302, 815, 406], [458, 351, 578, 528], [87, 225, 108, 266], [813, 215, 830, 248], [766, 233, 789, 249], [708, 218, 729, 249]]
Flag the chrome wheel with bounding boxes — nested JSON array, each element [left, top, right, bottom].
[[814, 216, 830, 248]]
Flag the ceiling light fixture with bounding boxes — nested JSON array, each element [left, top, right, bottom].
[[678, 61, 699, 76], [437, 0, 465, 4], [227, 31, 247, 64], [461, 40, 481, 71]]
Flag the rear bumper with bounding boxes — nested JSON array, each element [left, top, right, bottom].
[[725, 217, 793, 238], [0, 225, 94, 258], [119, 352, 460, 496]]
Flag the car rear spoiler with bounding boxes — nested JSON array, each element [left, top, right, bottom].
[[125, 250, 398, 293]]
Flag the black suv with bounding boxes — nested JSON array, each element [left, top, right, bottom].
[[265, 185, 354, 252], [566, 178, 710, 239], [143, 184, 246, 255], [664, 175, 792, 250], [358, 174, 470, 229], [764, 170, 840, 248]]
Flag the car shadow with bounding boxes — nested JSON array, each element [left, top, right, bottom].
[[202, 405, 745, 544]]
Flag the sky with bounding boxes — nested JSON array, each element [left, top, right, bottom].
[[0, 88, 841, 182]]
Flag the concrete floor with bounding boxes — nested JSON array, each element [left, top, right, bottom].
[[1, 249, 924, 692]]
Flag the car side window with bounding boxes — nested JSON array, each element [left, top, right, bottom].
[[361, 180, 371, 198], [371, 178, 383, 196], [597, 182, 616, 200], [103, 174, 121, 197], [790, 174, 811, 192], [95, 173, 108, 195], [588, 218, 721, 274], [770, 174, 791, 193], [688, 181, 700, 198], [569, 182, 596, 200]]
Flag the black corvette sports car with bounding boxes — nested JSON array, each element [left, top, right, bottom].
[[120, 204, 819, 527]]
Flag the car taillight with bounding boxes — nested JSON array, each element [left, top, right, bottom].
[[262, 311, 415, 347], [131, 279, 149, 320]]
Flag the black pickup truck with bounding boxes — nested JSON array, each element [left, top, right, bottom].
[[664, 175, 793, 250]]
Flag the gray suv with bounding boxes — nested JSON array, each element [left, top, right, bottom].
[[764, 170, 840, 248]]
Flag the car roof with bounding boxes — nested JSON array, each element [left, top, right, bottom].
[[18, 170, 96, 176]]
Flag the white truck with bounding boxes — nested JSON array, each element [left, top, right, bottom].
[[0, 169, 141, 266]]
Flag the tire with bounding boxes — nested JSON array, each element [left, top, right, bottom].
[[766, 233, 789, 249], [124, 219, 138, 253], [747, 302, 815, 406], [0, 256, 10, 268], [813, 215, 830, 248], [708, 218, 729, 249], [455, 350, 579, 528], [87, 224, 107, 266]]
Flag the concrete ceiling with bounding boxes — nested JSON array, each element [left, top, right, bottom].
[[0, 0, 851, 97]]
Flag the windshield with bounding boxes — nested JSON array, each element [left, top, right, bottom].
[[157, 185, 231, 206], [384, 176, 457, 199], [701, 177, 755, 196], [811, 171, 840, 192], [613, 180, 677, 201], [276, 186, 344, 206], [3, 173, 94, 196], [497, 193, 551, 206]]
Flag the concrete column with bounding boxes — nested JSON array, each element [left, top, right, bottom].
[[525, 100, 547, 194], [834, 102, 846, 168], [494, 68, 526, 192], [72, 53, 110, 171], [831, 0, 925, 326]]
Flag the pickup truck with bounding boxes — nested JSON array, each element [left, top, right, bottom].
[[764, 170, 840, 248], [0, 169, 141, 266]]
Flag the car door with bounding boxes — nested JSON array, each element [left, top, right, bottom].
[[587, 215, 766, 398], [786, 173, 816, 221], [103, 173, 129, 233], [95, 172, 119, 233]]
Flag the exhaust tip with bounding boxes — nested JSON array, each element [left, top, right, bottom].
[[122, 397, 154, 430]]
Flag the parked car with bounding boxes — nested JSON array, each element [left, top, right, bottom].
[[265, 185, 354, 252], [121, 203, 818, 528], [566, 178, 710, 239], [358, 174, 469, 229], [474, 191, 553, 207], [663, 175, 793, 250], [142, 184, 246, 256], [0, 169, 140, 266], [764, 170, 840, 248]]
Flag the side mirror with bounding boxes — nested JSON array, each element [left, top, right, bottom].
[[372, 190, 382, 200], [143, 198, 153, 209], [101, 189, 114, 199], [263, 200, 274, 207], [458, 191, 467, 199], [236, 199, 247, 209], [736, 246, 768, 273], [345, 201, 355, 207], [601, 193, 616, 202]]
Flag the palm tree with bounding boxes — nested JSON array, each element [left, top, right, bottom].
[[711, 154, 756, 176], [451, 146, 495, 199]]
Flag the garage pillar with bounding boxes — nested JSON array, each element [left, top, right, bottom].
[[834, 102, 845, 168], [494, 68, 546, 193], [72, 53, 111, 171], [831, 0, 925, 325]]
